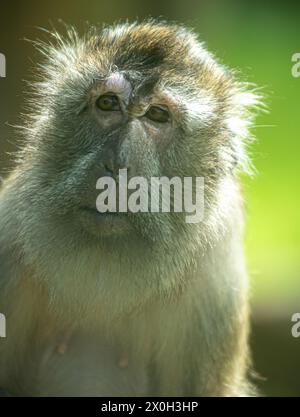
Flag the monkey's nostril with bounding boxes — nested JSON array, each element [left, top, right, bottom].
[[103, 165, 114, 177], [103, 159, 115, 176], [103, 160, 130, 178]]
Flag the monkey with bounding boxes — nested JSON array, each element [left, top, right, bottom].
[[0, 20, 261, 396]]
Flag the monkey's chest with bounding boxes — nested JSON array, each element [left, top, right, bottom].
[[27, 330, 149, 397]]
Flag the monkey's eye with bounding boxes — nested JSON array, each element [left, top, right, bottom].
[[96, 94, 121, 111], [145, 106, 170, 123]]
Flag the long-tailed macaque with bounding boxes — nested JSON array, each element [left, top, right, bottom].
[[0, 21, 260, 396]]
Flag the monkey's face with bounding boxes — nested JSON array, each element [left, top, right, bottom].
[[22, 22, 255, 248]]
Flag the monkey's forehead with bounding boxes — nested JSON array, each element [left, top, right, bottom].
[[77, 22, 232, 95], [96, 22, 197, 70]]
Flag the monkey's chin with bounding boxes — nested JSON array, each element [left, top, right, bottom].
[[78, 207, 132, 238]]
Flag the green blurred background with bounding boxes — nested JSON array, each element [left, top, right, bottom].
[[0, 0, 299, 396]]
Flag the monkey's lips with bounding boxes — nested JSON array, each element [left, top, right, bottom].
[[78, 206, 131, 236], [81, 206, 122, 217]]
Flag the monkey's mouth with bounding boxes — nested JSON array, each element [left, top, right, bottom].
[[81, 206, 123, 217], [78, 206, 131, 236]]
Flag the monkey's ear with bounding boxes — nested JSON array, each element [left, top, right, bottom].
[[225, 84, 265, 175]]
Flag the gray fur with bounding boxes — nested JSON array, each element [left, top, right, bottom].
[[0, 20, 261, 396]]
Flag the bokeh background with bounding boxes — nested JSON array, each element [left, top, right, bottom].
[[0, 0, 299, 396]]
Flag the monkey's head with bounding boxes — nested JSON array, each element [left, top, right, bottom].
[[4, 21, 260, 315]]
